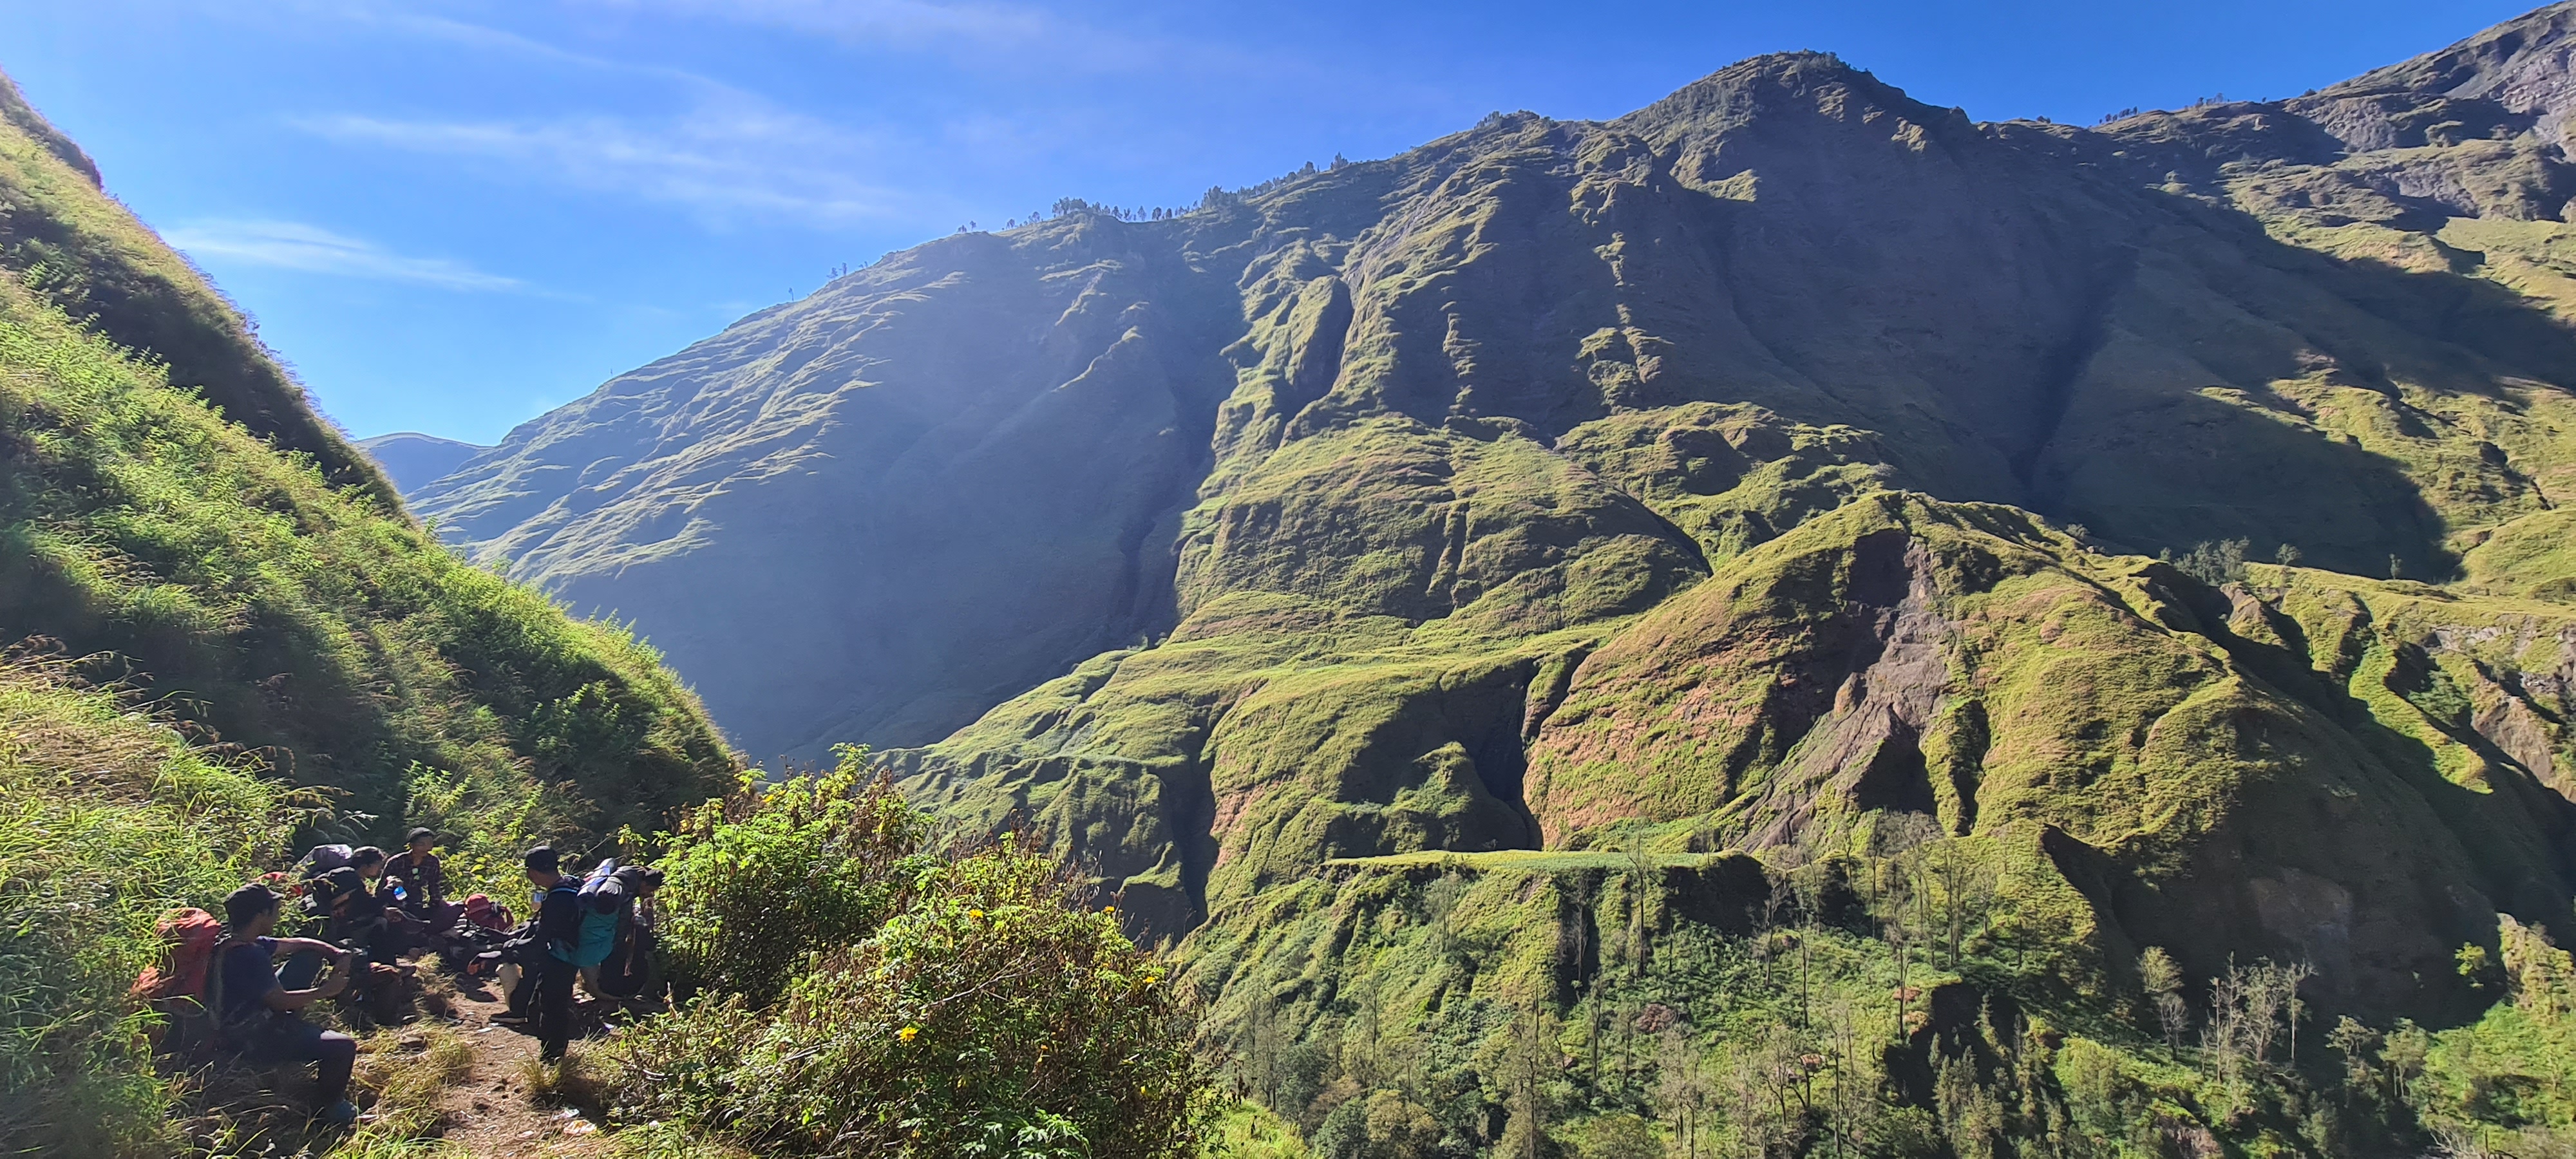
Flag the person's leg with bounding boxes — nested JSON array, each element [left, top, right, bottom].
[[537, 958, 576, 1060], [504, 959, 535, 1016], [252, 1019, 357, 1113], [314, 1030, 357, 1106]]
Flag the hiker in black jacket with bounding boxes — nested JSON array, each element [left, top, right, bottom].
[[497, 845, 583, 1061]]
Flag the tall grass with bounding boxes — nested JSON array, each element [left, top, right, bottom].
[[0, 654, 291, 1157], [0, 266, 733, 848]]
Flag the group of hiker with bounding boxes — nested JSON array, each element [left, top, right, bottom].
[[137, 829, 666, 1124]]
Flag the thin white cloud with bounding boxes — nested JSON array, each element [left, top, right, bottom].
[[575, 0, 1124, 64], [297, 102, 911, 227], [163, 220, 524, 291]]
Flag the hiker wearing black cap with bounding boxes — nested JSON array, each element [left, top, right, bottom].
[[313, 848, 406, 962], [213, 883, 361, 1124], [498, 845, 583, 1061]]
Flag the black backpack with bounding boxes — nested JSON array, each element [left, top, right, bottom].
[[514, 881, 583, 960]]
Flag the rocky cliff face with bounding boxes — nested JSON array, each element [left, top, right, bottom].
[[421, 6, 2576, 1022]]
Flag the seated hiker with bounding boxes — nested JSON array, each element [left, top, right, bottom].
[[383, 827, 464, 932], [346, 847, 426, 951], [311, 866, 390, 954], [305, 864, 420, 1018], [216, 883, 361, 1125]]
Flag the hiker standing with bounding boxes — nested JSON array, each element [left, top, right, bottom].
[[214, 884, 361, 1124], [500, 845, 583, 1062]]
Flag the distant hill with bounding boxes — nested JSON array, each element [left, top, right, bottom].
[[360, 431, 489, 493]]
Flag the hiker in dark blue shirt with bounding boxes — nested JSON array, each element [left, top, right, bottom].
[[216, 883, 361, 1124], [497, 845, 583, 1061]]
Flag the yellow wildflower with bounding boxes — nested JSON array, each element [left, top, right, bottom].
[[897, 1025, 919, 1042], [968, 909, 984, 919]]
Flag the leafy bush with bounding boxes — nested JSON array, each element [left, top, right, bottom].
[[2164, 538, 2249, 586], [601, 754, 1218, 1158], [655, 751, 933, 1004]]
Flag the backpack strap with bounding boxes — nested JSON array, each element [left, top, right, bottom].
[[200, 935, 238, 1050]]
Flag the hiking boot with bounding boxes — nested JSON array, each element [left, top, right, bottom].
[[317, 1100, 361, 1126]]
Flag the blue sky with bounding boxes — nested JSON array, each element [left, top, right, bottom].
[[0, 0, 2542, 445]]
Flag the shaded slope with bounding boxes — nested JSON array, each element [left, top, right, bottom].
[[417, 227, 1247, 757]]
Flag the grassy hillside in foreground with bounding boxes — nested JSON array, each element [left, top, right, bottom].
[[0, 663, 1254, 1159], [0, 67, 732, 843], [0, 69, 741, 1151], [0, 657, 289, 1154]]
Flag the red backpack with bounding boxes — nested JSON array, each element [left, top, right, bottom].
[[131, 908, 226, 1051], [131, 908, 222, 1003]]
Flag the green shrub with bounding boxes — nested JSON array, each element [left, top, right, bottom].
[[655, 749, 933, 1004], [600, 757, 1218, 1158]]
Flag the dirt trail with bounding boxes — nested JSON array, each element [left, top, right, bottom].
[[384, 974, 615, 1158]]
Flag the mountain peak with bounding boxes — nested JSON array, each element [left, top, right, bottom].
[[2325, 1, 2576, 106], [1613, 50, 1948, 142]]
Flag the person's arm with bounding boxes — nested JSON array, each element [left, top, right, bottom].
[[260, 949, 352, 1010], [271, 936, 342, 957]]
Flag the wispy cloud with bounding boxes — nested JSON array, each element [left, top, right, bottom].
[[575, 0, 1133, 66], [163, 220, 525, 290], [297, 102, 911, 227]]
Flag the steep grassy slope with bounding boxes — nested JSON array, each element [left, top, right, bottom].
[[0, 68, 741, 1154], [0, 74, 390, 499], [0, 72, 734, 840]]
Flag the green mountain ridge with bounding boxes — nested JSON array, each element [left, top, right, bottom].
[[395, 5, 2576, 1151], [426, 13, 2576, 760]]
